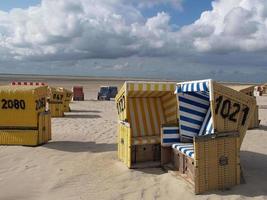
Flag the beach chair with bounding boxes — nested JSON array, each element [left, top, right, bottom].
[[58, 87, 73, 112], [72, 86, 84, 101], [0, 86, 51, 146], [161, 79, 256, 194], [116, 81, 177, 168], [48, 87, 64, 117]]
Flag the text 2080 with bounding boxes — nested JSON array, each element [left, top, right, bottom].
[[1, 99, 26, 110], [1, 98, 46, 111]]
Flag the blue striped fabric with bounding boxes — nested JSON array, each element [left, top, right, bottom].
[[175, 80, 215, 140], [178, 91, 210, 139], [161, 126, 180, 147], [176, 81, 209, 93], [198, 107, 214, 135], [172, 143, 194, 158]]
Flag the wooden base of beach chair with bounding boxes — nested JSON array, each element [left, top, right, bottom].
[[162, 149, 195, 187], [161, 147, 172, 165], [185, 156, 194, 181], [171, 149, 194, 179], [165, 133, 241, 194], [131, 144, 161, 168], [173, 150, 186, 173]]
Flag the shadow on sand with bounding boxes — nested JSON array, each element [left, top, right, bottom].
[[82, 99, 115, 102], [69, 109, 101, 113], [64, 114, 101, 119], [256, 124, 267, 131], [43, 141, 116, 153], [135, 168, 165, 175]]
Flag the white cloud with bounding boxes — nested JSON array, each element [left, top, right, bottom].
[[0, 0, 267, 82], [0, 0, 183, 61], [186, 0, 267, 53]]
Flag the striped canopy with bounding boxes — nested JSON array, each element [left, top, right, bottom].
[[176, 80, 210, 93]]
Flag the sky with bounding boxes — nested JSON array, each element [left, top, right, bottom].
[[0, 0, 266, 82]]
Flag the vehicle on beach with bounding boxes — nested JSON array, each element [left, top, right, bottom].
[[97, 86, 118, 100]]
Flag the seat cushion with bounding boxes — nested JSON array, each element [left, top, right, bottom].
[[172, 143, 194, 159], [132, 136, 161, 145]]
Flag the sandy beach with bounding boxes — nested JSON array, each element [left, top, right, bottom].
[[0, 76, 267, 200]]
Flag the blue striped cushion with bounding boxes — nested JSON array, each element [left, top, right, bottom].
[[178, 91, 210, 139], [172, 143, 194, 158], [161, 126, 180, 146]]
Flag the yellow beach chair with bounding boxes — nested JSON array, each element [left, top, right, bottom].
[[0, 86, 51, 146], [48, 87, 64, 117], [58, 87, 73, 112], [116, 81, 177, 168]]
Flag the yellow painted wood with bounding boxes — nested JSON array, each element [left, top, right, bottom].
[[48, 87, 65, 117], [0, 130, 39, 146], [49, 103, 64, 117], [0, 86, 48, 127], [0, 111, 51, 146], [38, 111, 51, 144], [117, 122, 132, 167], [58, 87, 73, 112]]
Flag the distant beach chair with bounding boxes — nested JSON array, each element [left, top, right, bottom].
[[72, 86, 84, 101], [48, 87, 65, 117], [58, 87, 73, 112], [161, 79, 256, 194], [116, 81, 177, 168]]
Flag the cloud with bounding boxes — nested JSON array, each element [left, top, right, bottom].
[[1, 0, 266, 62], [186, 0, 267, 53], [0, 0, 267, 82], [0, 0, 184, 62]]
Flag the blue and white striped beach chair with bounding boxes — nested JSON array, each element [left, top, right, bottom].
[[167, 79, 256, 194], [170, 80, 215, 162]]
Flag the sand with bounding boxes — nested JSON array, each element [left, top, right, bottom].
[[0, 77, 267, 200]]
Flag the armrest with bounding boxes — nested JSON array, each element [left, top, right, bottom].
[[194, 132, 240, 163], [194, 132, 239, 142], [193, 132, 241, 193]]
